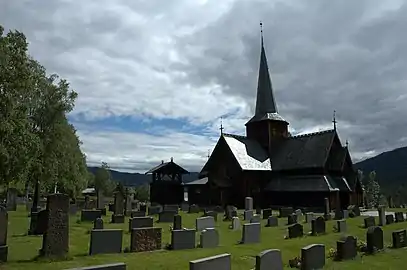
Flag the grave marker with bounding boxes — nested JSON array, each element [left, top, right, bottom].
[[336, 235, 357, 261], [392, 229, 407, 249], [200, 228, 219, 248], [301, 244, 325, 270], [366, 226, 384, 253], [364, 216, 375, 228], [311, 216, 326, 235], [0, 206, 8, 262], [255, 249, 283, 270], [189, 254, 231, 270], [130, 227, 162, 252], [288, 223, 303, 239], [89, 229, 123, 255], [173, 214, 182, 230], [266, 216, 278, 227], [241, 223, 260, 244], [171, 229, 196, 250], [196, 216, 215, 231]]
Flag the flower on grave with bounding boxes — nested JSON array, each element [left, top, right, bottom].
[[328, 248, 337, 259], [284, 235, 289, 239]]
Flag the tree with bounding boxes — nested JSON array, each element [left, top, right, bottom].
[[94, 162, 116, 196], [365, 171, 381, 208], [134, 184, 150, 202]]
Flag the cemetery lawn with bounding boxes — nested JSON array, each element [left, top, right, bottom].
[[4, 207, 407, 270]]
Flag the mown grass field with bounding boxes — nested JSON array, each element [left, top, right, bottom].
[[3, 206, 407, 269]]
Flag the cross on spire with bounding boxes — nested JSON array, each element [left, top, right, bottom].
[[207, 149, 210, 160], [220, 117, 224, 134], [332, 110, 337, 130], [346, 139, 349, 147]]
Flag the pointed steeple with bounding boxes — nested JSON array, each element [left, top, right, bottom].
[[246, 22, 287, 125], [255, 22, 277, 115]]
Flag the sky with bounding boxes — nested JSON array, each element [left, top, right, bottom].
[[2, 0, 407, 173]]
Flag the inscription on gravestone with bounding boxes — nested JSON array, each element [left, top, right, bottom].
[[392, 229, 407, 249]]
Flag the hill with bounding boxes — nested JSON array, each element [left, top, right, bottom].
[[87, 166, 200, 187]]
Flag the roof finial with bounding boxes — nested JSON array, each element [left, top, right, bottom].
[[332, 110, 337, 131], [220, 117, 224, 135]]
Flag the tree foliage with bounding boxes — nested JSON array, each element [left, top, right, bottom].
[[93, 162, 116, 196], [364, 170, 381, 208], [0, 25, 88, 198]]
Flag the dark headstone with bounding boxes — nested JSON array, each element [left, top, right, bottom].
[[111, 214, 125, 224], [97, 208, 107, 216], [130, 227, 162, 252], [173, 214, 182, 230], [255, 249, 283, 270], [279, 207, 293, 218], [288, 223, 303, 239], [204, 211, 218, 222], [6, 188, 17, 211], [163, 204, 179, 213], [196, 216, 215, 231], [171, 229, 196, 250], [130, 210, 146, 218], [395, 212, 405, 222], [33, 209, 48, 235], [241, 223, 261, 244], [188, 204, 200, 214], [266, 216, 278, 227], [262, 209, 272, 220], [256, 207, 262, 215], [108, 203, 114, 212], [84, 195, 91, 210], [323, 197, 330, 220], [40, 194, 69, 258], [81, 210, 102, 222], [139, 204, 147, 212], [93, 218, 104, 230], [386, 214, 394, 225], [311, 216, 326, 235], [336, 235, 357, 261], [64, 262, 126, 270], [148, 205, 162, 216], [366, 226, 384, 253], [301, 244, 325, 270], [89, 229, 123, 255], [378, 206, 386, 226], [158, 210, 176, 223], [112, 189, 125, 223], [128, 217, 153, 232], [189, 254, 231, 270], [336, 219, 347, 233], [287, 213, 297, 225], [392, 229, 407, 249], [0, 206, 8, 262], [364, 216, 376, 228], [200, 228, 219, 248]]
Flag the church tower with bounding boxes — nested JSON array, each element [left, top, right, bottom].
[[245, 23, 289, 149]]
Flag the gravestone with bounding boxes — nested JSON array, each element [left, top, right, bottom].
[[250, 215, 261, 223], [350, 205, 360, 216], [366, 226, 384, 253], [301, 244, 325, 270], [392, 229, 407, 249], [305, 213, 314, 224], [241, 223, 261, 244], [189, 253, 231, 270], [334, 191, 342, 220], [111, 190, 125, 223], [200, 228, 219, 248], [0, 206, 8, 262], [81, 210, 102, 222], [196, 216, 215, 231], [287, 213, 297, 225], [89, 229, 123, 255], [128, 217, 153, 232], [231, 217, 240, 230], [311, 216, 326, 235], [124, 194, 132, 216], [244, 210, 254, 221], [84, 195, 91, 209], [262, 209, 272, 219], [108, 203, 114, 212], [342, 209, 349, 219], [164, 204, 179, 213], [40, 194, 69, 258], [173, 214, 182, 230], [256, 249, 283, 270], [158, 210, 176, 223], [288, 223, 303, 239], [130, 210, 146, 218], [96, 190, 104, 209], [130, 227, 162, 252], [188, 204, 200, 214], [204, 211, 218, 222], [266, 216, 278, 227], [323, 197, 331, 220], [255, 207, 262, 215], [6, 188, 17, 211], [65, 263, 126, 270], [395, 212, 405, 222], [386, 214, 395, 225], [336, 235, 357, 261], [139, 204, 147, 212], [245, 197, 253, 210], [69, 204, 78, 216], [378, 205, 386, 226], [214, 206, 223, 213], [364, 216, 376, 228], [93, 218, 104, 230], [224, 205, 237, 220], [294, 209, 302, 222], [336, 219, 347, 233], [279, 207, 293, 218], [32, 209, 48, 235], [171, 229, 196, 250], [181, 202, 189, 212]]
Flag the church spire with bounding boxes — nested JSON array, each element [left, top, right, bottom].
[[255, 22, 278, 116]]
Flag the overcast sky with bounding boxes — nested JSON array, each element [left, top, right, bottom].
[[2, 0, 406, 173]]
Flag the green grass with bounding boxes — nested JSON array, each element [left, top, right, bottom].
[[3, 206, 407, 270]]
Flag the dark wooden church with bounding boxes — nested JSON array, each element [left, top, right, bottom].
[[191, 29, 364, 210]]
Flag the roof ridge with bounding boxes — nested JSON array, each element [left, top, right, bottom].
[[291, 129, 334, 138], [223, 133, 247, 139]]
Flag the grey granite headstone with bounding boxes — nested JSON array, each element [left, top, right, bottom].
[[392, 229, 407, 248], [245, 197, 253, 210], [128, 217, 153, 232], [241, 223, 260, 244], [181, 202, 189, 212], [364, 216, 376, 228], [173, 214, 182, 230], [336, 235, 357, 261], [130, 210, 146, 218], [311, 216, 326, 235], [395, 212, 404, 222], [93, 218, 104, 230], [279, 207, 293, 218], [148, 205, 162, 215], [164, 204, 179, 213], [65, 263, 126, 270], [158, 210, 176, 223], [244, 210, 254, 221], [262, 209, 272, 219], [204, 211, 218, 222], [324, 197, 330, 220], [336, 219, 347, 233], [231, 217, 240, 230], [287, 213, 297, 225], [81, 210, 102, 222], [0, 206, 8, 262], [266, 216, 278, 227], [171, 229, 196, 250], [305, 213, 314, 224], [255, 249, 283, 270], [196, 216, 215, 231], [189, 204, 200, 214], [342, 209, 349, 219], [89, 229, 123, 255], [288, 223, 303, 239], [189, 253, 231, 270], [378, 206, 386, 226], [250, 214, 261, 223], [301, 244, 325, 270], [366, 226, 383, 253], [386, 214, 394, 225], [200, 228, 219, 248]]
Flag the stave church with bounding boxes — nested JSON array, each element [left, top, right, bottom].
[[187, 26, 364, 210]]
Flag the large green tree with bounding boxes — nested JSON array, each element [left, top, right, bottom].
[[93, 162, 116, 196]]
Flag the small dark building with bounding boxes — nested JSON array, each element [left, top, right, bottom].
[[199, 30, 364, 210], [146, 158, 189, 205]]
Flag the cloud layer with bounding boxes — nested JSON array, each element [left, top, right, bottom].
[[2, 0, 406, 172]]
